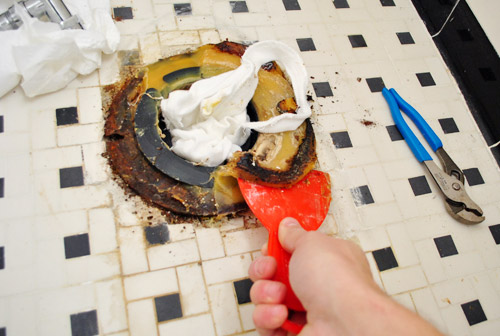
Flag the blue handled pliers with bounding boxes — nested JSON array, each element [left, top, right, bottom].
[[382, 88, 484, 224]]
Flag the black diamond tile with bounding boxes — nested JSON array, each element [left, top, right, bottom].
[[56, 107, 78, 126], [461, 300, 487, 326], [330, 131, 352, 149], [283, 0, 301, 10], [380, 0, 395, 6], [366, 77, 386, 92], [234, 278, 253, 304], [396, 32, 415, 45], [145, 224, 170, 245], [463, 168, 485, 186], [489, 224, 500, 244], [416, 72, 436, 87], [409, 175, 432, 196], [0, 115, 4, 133], [386, 125, 404, 141], [64, 233, 90, 259], [433, 235, 458, 258], [296, 38, 316, 51], [348, 35, 367, 48], [438, 117, 459, 134], [457, 29, 474, 41], [0, 327, 5, 336], [350, 185, 375, 206], [333, 0, 349, 9], [155, 293, 183, 322], [60, 166, 84, 189], [0, 246, 4, 270], [174, 3, 192, 16], [372, 247, 398, 271], [0, 178, 4, 198], [479, 68, 496, 81], [70, 310, 98, 336], [113, 7, 133, 21], [230, 1, 249, 13], [312, 82, 333, 97]]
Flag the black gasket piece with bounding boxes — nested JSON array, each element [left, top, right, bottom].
[[134, 88, 216, 188]]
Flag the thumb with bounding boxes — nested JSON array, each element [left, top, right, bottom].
[[278, 217, 306, 253]]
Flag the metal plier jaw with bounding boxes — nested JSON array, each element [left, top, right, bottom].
[[382, 88, 485, 225], [425, 149, 484, 224]]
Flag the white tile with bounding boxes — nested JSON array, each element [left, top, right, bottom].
[[358, 202, 403, 228], [223, 227, 268, 256], [203, 254, 252, 285], [386, 223, 419, 267], [65, 252, 121, 285], [431, 278, 476, 308], [208, 282, 242, 335], [159, 31, 201, 46], [35, 239, 66, 289], [57, 123, 103, 147], [168, 223, 196, 241], [88, 208, 118, 254], [355, 227, 390, 252], [158, 313, 215, 336], [96, 279, 128, 334], [99, 52, 121, 85], [77, 87, 103, 124], [468, 273, 500, 320], [34, 210, 87, 240], [118, 226, 149, 275], [0, 133, 30, 154], [414, 239, 446, 284], [82, 141, 110, 184], [219, 217, 244, 231], [239, 303, 255, 331], [59, 185, 112, 212], [472, 319, 500, 336], [440, 304, 470, 336], [364, 164, 395, 203], [139, 33, 162, 65], [31, 109, 57, 150], [124, 268, 178, 301], [199, 29, 221, 44], [411, 287, 447, 333], [196, 227, 225, 260], [391, 293, 416, 312], [380, 265, 428, 295], [148, 239, 200, 270], [127, 299, 158, 336], [177, 15, 216, 30], [116, 202, 141, 227], [28, 88, 78, 110], [177, 263, 209, 315], [32, 146, 83, 170], [442, 252, 486, 279]]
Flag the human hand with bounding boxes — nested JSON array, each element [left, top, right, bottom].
[[248, 217, 443, 336]]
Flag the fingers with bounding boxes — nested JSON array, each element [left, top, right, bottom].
[[278, 217, 307, 253], [249, 256, 277, 282], [253, 304, 288, 335], [250, 280, 287, 304]]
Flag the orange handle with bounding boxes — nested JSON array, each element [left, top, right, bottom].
[[267, 226, 304, 334]]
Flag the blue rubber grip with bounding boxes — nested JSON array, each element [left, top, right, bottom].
[[382, 88, 432, 162], [389, 89, 443, 152]]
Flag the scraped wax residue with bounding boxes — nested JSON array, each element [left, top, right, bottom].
[[160, 40, 311, 167]]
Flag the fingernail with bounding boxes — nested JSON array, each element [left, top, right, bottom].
[[281, 217, 299, 228]]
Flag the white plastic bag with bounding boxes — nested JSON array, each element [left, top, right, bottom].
[[0, 0, 119, 98]]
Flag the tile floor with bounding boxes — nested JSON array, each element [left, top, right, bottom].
[[1, 0, 500, 335]]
